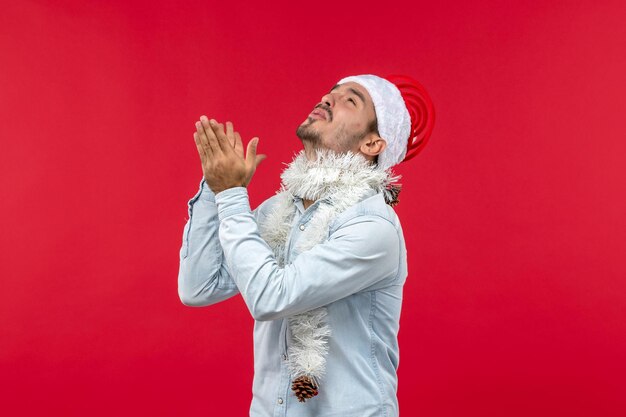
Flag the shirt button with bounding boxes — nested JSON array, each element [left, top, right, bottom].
[[277, 398, 284, 404], [299, 224, 305, 231]]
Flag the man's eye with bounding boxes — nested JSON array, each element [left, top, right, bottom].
[[348, 98, 356, 105]]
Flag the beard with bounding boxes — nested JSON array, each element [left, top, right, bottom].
[[295, 119, 322, 146], [296, 120, 369, 154]]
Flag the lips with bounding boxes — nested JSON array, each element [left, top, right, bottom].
[[310, 108, 329, 120]]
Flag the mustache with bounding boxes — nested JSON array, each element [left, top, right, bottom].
[[314, 103, 333, 122]]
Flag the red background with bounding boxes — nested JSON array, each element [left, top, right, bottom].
[[1, 1, 625, 416]]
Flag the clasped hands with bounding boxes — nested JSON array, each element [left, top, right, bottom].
[[194, 115, 266, 194]]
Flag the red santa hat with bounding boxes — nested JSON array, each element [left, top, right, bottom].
[[337, 74, 435, 169]]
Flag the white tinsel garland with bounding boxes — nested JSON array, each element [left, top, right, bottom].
[[258, 149, 398, 398]]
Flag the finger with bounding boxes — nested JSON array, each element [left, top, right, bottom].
[[225, 121, 235, 148], [234, 131, 244, 156], [196, 118, 211, 154], [200, 116, 220, 154], [193, 132, 206, 161], [209, 119, 230, 153], [195, 120, 212, 156]]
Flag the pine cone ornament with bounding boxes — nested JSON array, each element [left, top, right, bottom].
[[291, 376, 319, 402]]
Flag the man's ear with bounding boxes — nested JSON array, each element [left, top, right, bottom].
[[359, 133, 387, 157]]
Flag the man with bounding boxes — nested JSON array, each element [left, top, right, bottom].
[[178, 74, 434, 416]]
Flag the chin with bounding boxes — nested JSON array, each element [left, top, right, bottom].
[[296, 122, 318, 140], [300, 116, 315, 126]]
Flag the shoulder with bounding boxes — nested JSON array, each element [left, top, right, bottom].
[[329, 192, 402, 235], [326, 193, 407, 288]]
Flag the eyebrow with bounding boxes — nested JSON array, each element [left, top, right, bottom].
[[330, 84, 367, 104]]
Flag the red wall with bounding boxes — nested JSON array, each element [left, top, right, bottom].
[[1, 1, 625, 415]]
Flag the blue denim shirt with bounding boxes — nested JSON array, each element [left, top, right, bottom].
[[178, 179, 408, 417]]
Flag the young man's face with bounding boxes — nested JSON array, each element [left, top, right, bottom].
[[296, 82, 381, 155]]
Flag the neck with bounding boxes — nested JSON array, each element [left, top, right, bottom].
[[302, 145, 318, 161], [302, 199, 315, 210], [301, 144, 375, 165]]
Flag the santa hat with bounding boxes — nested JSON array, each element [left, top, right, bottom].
[[337, 74, 435, 170]]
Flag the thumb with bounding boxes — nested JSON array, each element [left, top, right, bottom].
[[245, 137, 260, 166], [255, 154, 267, 168]]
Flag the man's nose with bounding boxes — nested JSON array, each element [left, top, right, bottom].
[[321, 92, 335, 107]]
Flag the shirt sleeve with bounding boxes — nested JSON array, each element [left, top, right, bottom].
[[215, 187, 401, 321], [177, 179, 239, 307]]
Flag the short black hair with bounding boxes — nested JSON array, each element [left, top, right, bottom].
[[368, 116, 380, 165], [368, 117, 379, 136]]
